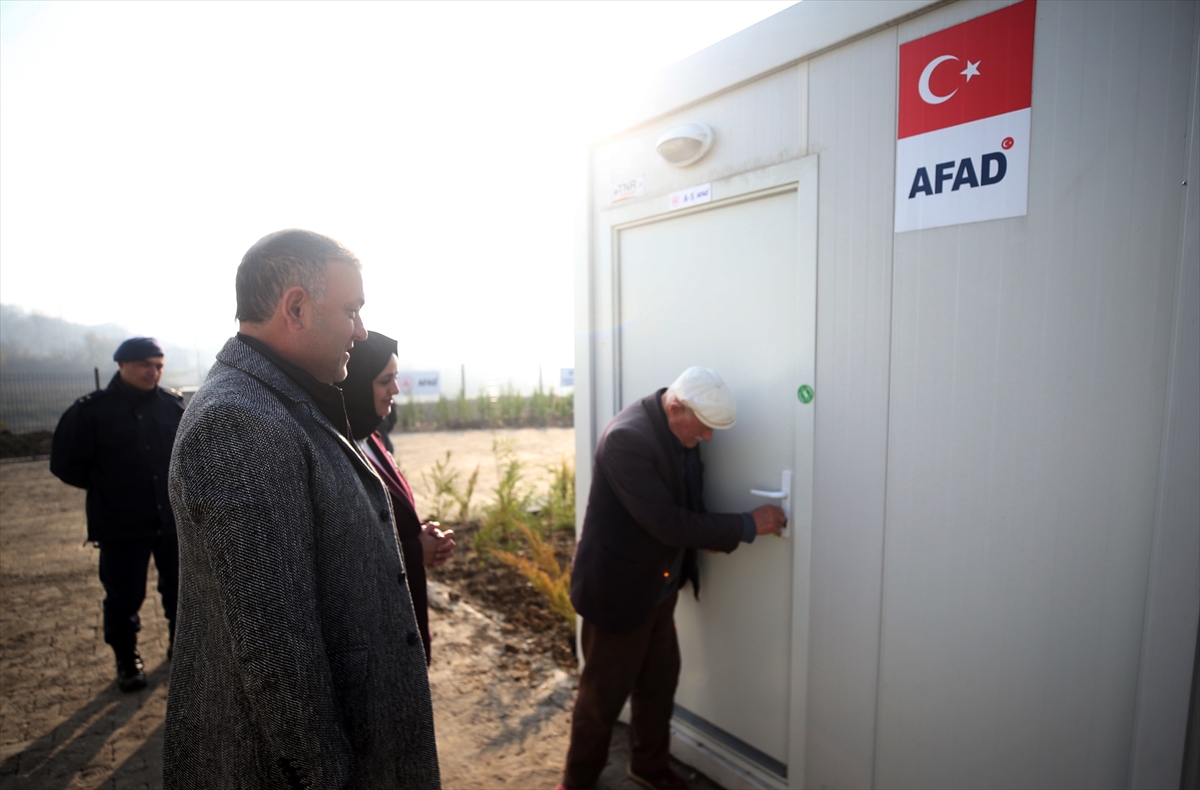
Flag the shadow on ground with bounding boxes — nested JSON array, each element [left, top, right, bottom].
[[0, 661, 168, 789]]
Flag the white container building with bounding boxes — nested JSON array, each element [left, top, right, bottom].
[[573, 1, 1199, 788]]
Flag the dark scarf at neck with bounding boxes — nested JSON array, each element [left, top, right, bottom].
[[236, 333, 352, 439]]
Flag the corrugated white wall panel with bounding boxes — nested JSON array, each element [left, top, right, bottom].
[[877, 2, 1198, 788], [804, 26, 898, 790]]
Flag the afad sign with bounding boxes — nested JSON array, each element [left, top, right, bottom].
[[894, 0, 1036, 232], [397, 371, 440, 396]]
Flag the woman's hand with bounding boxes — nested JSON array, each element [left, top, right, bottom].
[[420, 522, 457, 568]]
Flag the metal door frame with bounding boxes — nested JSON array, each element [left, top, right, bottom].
[[585, 155, 818, 789]]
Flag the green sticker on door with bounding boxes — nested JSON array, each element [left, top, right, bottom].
[[797, 385, 814, 404]]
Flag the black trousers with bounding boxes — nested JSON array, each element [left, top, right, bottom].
[[98, 532, 179, 644], [564, 591, 680, 789]]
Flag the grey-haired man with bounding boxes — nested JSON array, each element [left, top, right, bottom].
[[562, 367, 786, 790], [164, 229, 439, 789]]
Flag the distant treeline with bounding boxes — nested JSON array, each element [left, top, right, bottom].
[[0, 307, 208, 433], [0, 304, 128, 371], [0, 304, 214, 382], [1, 305, 573, 434], [396, 386, 573, 431]]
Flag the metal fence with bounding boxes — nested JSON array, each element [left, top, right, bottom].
[[0, 369, 199, 434], [0, 371, 102, 434], [0, 368, 573, 435]]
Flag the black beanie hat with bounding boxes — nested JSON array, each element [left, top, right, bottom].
[[113, 337, 165, 362]]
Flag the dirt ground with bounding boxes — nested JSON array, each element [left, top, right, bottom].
[[0, 429, 721, 790]]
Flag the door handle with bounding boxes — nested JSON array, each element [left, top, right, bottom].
[[750, 469, 791, 537]]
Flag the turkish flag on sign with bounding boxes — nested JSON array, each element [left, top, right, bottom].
[[898, 0, 1036, 139]]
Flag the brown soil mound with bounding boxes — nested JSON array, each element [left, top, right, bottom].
[[429, 521, 577, 668]]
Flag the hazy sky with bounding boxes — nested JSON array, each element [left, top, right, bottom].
[[0, 0, 794, 389]]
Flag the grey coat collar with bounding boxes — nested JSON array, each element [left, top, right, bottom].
[[214, 336, 376, 475]]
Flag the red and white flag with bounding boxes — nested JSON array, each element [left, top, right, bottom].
[[894, 0, 1036, 232]]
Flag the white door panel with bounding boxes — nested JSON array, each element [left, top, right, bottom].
[[618, 190, 800, 769]]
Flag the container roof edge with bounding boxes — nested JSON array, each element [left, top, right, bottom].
[[597, 0, 947, 145]]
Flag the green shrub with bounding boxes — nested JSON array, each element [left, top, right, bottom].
[[475, 439, 533, 555], [476, 388, 494, 425], [454, 392, 472, 425], [552, 391, 574, 423], [492, 522, 575, 626], [456, 464, 479, 523], [420, 451, 460, 522], [539, 455, 575, 532], [400, 395, 417, 430], [497, 382, 524, 424], [528, 382, 550, 424], [418, 450, 478, 523]]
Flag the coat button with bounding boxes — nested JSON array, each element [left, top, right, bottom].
[[398, 571, 406, 583], [407, 632, 418, 646], [379, 509, 389, 522]]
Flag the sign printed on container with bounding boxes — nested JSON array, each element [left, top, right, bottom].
[[668, 183, 712, 211], [612, 177, 644, 204], [894, 0, 1036, 232], [396, 371, 440, 396]]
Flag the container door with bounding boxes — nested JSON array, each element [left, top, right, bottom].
[[616, 182, 813, 785]]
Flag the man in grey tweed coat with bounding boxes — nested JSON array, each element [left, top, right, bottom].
[[164, 230, 440, 789]]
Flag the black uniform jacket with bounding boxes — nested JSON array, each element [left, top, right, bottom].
[[50, 373, 185, 542], [570, 389, 745, 634]]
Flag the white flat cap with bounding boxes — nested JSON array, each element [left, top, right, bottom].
[[668, 367, 736, 429]]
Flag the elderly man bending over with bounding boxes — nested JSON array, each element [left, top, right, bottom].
[[561, 367, 786, 790]]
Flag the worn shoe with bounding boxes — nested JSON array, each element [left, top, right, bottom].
[[115, 646, 147, 692], [627, 766, 691, 790]]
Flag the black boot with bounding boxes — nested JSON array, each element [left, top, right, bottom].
[[167, 620, 176, 660], [112, 637, 147, 692]]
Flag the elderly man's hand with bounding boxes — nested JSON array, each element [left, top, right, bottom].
[[751, 505, 787, 536]]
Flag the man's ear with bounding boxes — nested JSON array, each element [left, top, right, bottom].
[[280, 286, 309, 331]]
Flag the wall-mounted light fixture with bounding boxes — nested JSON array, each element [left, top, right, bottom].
[[655, 122, 713, 167]]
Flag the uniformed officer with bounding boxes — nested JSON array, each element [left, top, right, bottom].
[[51, 337, 185, 692]]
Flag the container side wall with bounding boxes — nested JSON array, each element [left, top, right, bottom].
[[876, 1, 1198, 787]]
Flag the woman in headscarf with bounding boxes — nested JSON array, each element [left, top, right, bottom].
[[339, 331, 455, 663]]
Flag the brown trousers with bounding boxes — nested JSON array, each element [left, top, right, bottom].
[[563, 591, 680, 789]]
